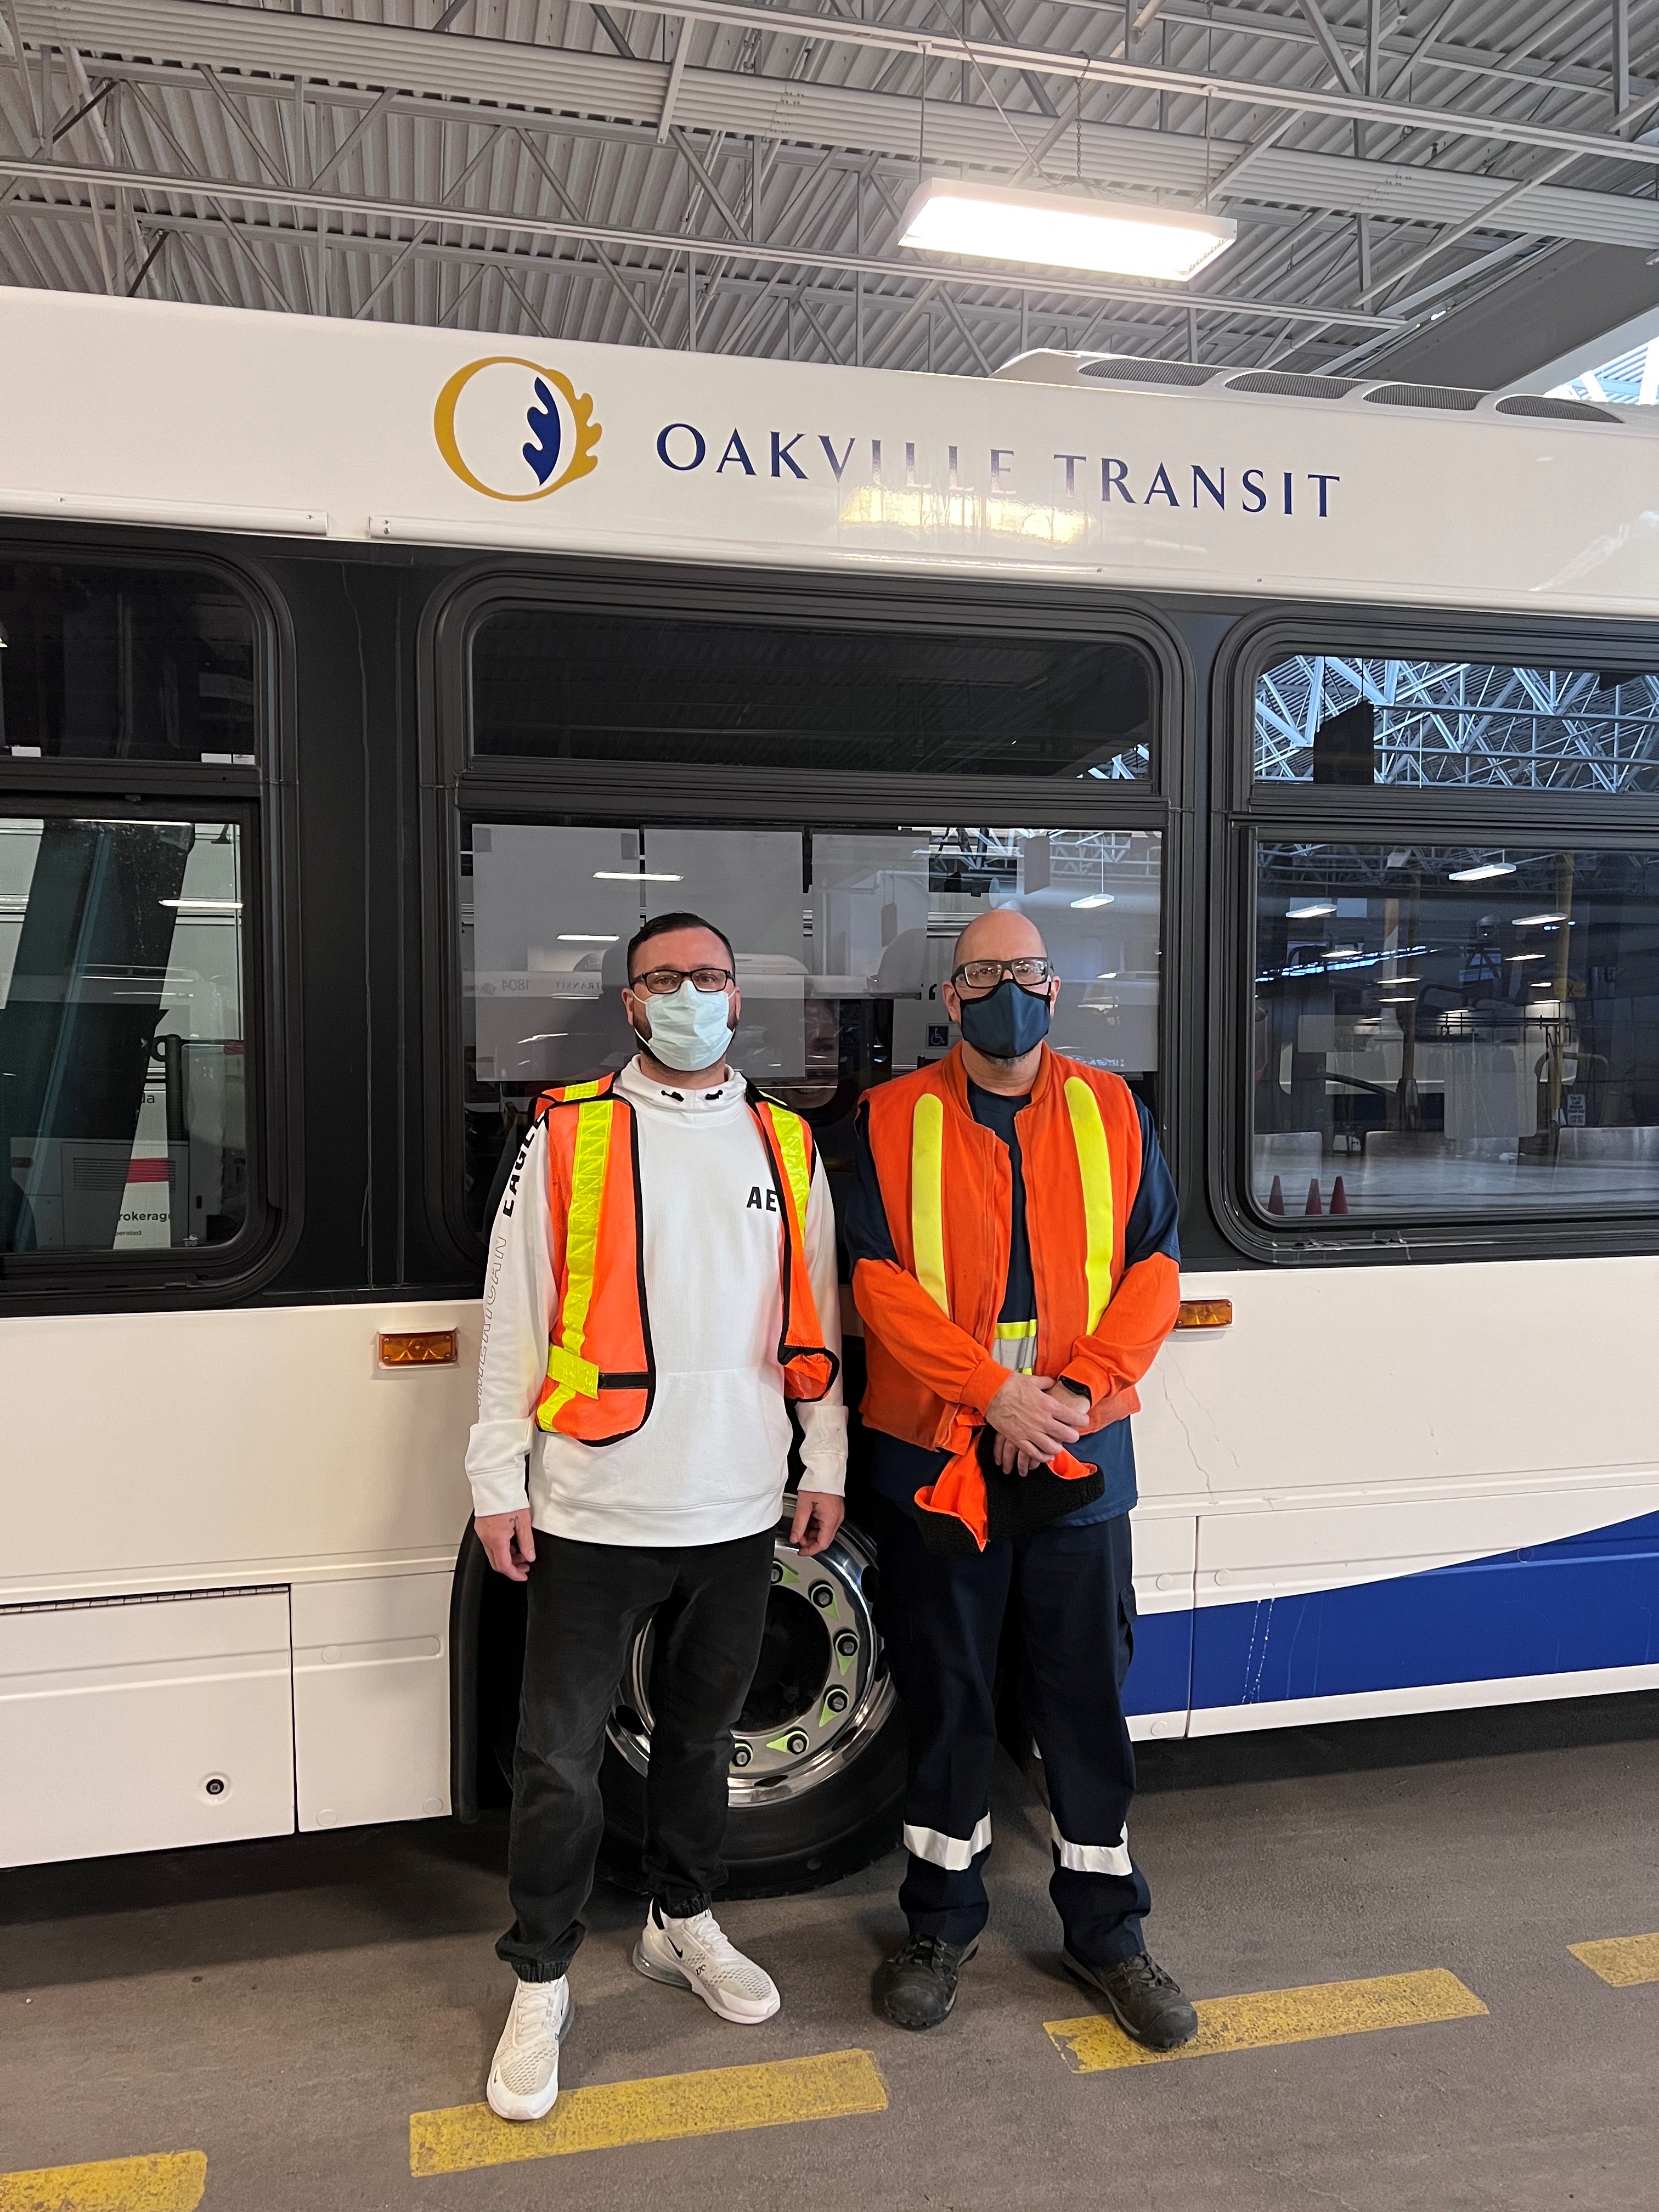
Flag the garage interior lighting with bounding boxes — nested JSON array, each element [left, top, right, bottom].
[[1070, 893, 1115, 910], [1514, 911, 1568, 926], [1448, 861, 1516, 881], [593, 870, 682, 882], [1286, 901, 1338, 919], [160, 898, 241, 911], [1506, 952, 1546, 963], [558, 933, 617, 942], [899, 178, 1237, 281]]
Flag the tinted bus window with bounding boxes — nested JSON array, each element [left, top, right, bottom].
[[1255, 654, 1659, 791], [471, 608, 1154, 781], [0, 816, 247, 1254], [0, 561, 258, 765], [459, 821, 1160, 1234], [1252, 840, 1659, 1219]]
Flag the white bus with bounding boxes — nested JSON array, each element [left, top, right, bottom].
[[3, 287, 1657, 1886]]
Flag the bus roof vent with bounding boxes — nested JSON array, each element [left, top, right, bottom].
[[1078, 358, 1218, 388], [1494, 393, 1621, 424], [1363, 382, 1483, 411], [1224, 372, 1362, 399]]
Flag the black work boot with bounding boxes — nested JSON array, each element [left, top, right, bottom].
[[878, 1934, 979, 2030], [1063, 1950, 1199, 2050]]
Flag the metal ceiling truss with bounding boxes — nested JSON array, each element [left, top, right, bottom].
[[2, 0, 1659, 376], [1255, 654, 1659, 791]]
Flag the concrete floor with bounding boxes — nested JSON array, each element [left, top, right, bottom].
[[4, 1694, 1658, 2212]]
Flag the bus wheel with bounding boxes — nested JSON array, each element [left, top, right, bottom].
[[598, 1515, 905, 1898]]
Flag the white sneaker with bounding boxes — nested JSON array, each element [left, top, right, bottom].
[[632, 1903, 781, 2024], [486, 1976, 573, 2122]]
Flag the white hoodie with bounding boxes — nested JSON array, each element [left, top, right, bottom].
[[464, 1057, 848, 1546]]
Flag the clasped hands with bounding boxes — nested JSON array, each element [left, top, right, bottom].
[[984, 1370, 1091, 1478]]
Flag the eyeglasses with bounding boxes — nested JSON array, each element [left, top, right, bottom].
[[951, 957, 1054, 993], [629, 964, 735, 996]]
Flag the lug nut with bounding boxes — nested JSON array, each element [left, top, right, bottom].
[[836, 1631, 859, 1657], [810, 1583, 835, 1609], [785, 1731, 810, 1756], [825, 1688, 849, 1714], [730, 1742, 752, 1768]]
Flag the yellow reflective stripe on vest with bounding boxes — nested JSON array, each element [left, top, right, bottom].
[[543, 1098, 613, 1418], [1064, 1077, 1115, 1333], [766, 1103, 812, 1232], [556, 1079, 607, 1102], [910, 1092, 949, 1316]]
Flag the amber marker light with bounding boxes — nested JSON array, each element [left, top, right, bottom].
[[1175, 1299, 1234, 1330], [379, 1330, 459, 1367]]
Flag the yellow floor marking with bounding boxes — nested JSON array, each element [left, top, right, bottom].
[[0, 2153, 206, 2212], [409, 2046, 886, 2176], [1569, 1933, 1659, 1987], [1047, 1967, 1488, 2073]]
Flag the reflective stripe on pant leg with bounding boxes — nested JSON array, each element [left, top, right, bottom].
[[1049, 1816, 1132, 1877], [903, 1813, 992, 1871]]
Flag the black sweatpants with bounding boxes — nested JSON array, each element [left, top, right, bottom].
[[876, 1497, 1150, 1966], [495, 1525, 775, 1983]]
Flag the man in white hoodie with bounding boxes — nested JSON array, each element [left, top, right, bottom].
[[466, 913, 847, 2123]]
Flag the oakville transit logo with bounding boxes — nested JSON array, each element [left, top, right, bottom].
[[433, 355, 602, 500]]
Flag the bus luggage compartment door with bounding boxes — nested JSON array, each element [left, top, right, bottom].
[[0, 1586, 295, 1867]]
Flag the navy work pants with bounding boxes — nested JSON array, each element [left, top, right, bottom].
[[876, 1496, 1150, 1965]]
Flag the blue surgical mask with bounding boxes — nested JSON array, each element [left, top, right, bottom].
[[956, 977, 1052, 1062], [635, 979, 735, 1073]]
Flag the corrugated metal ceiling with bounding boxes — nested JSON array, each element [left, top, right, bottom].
[[2, 0, 1657, 378]]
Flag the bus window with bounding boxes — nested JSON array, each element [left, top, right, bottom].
[[459, 821, 1160, 1237], [0, 815, 248, 1255], [470, 606, 1153, 781], [0, 562, 259, 766], [1252, 840, 1659, 1220], [1254, 655, 1659, 791]]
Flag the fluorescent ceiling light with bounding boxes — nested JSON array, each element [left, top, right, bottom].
[[160, 898, 241, 911], [593, 871, 682, 882], [1514, 911, 1567, 926], [558, 933, 617, 943], [1379, 995, 1415, 1004], [899, 177, 1237, 281], [1096, 971, 1119, 980], [1448, 861, 1515, 881], [1070, 893, 1115, 909], [1286, 901, 1338, 919], [1505, 952, 1546, 963]]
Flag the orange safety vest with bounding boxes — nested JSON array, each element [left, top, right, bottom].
[[531, 1072, 838, 1446], [855, 1043, 1161, 1548]]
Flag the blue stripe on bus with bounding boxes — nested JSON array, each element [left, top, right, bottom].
[[1184, 1507, 1659, 1711], [1124, 1603, 1195, 1718]]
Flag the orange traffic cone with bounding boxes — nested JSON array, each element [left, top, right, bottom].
[[1268, 1174, 1284, 1215], [1331, 1176, 1348, 1215], [1305, 1177, 1323, 1215]]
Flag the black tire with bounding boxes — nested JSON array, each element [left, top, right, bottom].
[[597, 1514, 906, 1898], [597, 1703, 906, 1899]]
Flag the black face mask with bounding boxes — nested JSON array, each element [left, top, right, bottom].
[[956, 977, 1053, 1061]]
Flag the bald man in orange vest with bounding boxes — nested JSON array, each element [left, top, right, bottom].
[[845, 906, 1196, 2047]]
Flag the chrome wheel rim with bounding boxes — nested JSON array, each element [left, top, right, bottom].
[[607, 1516, 893, 1806]]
